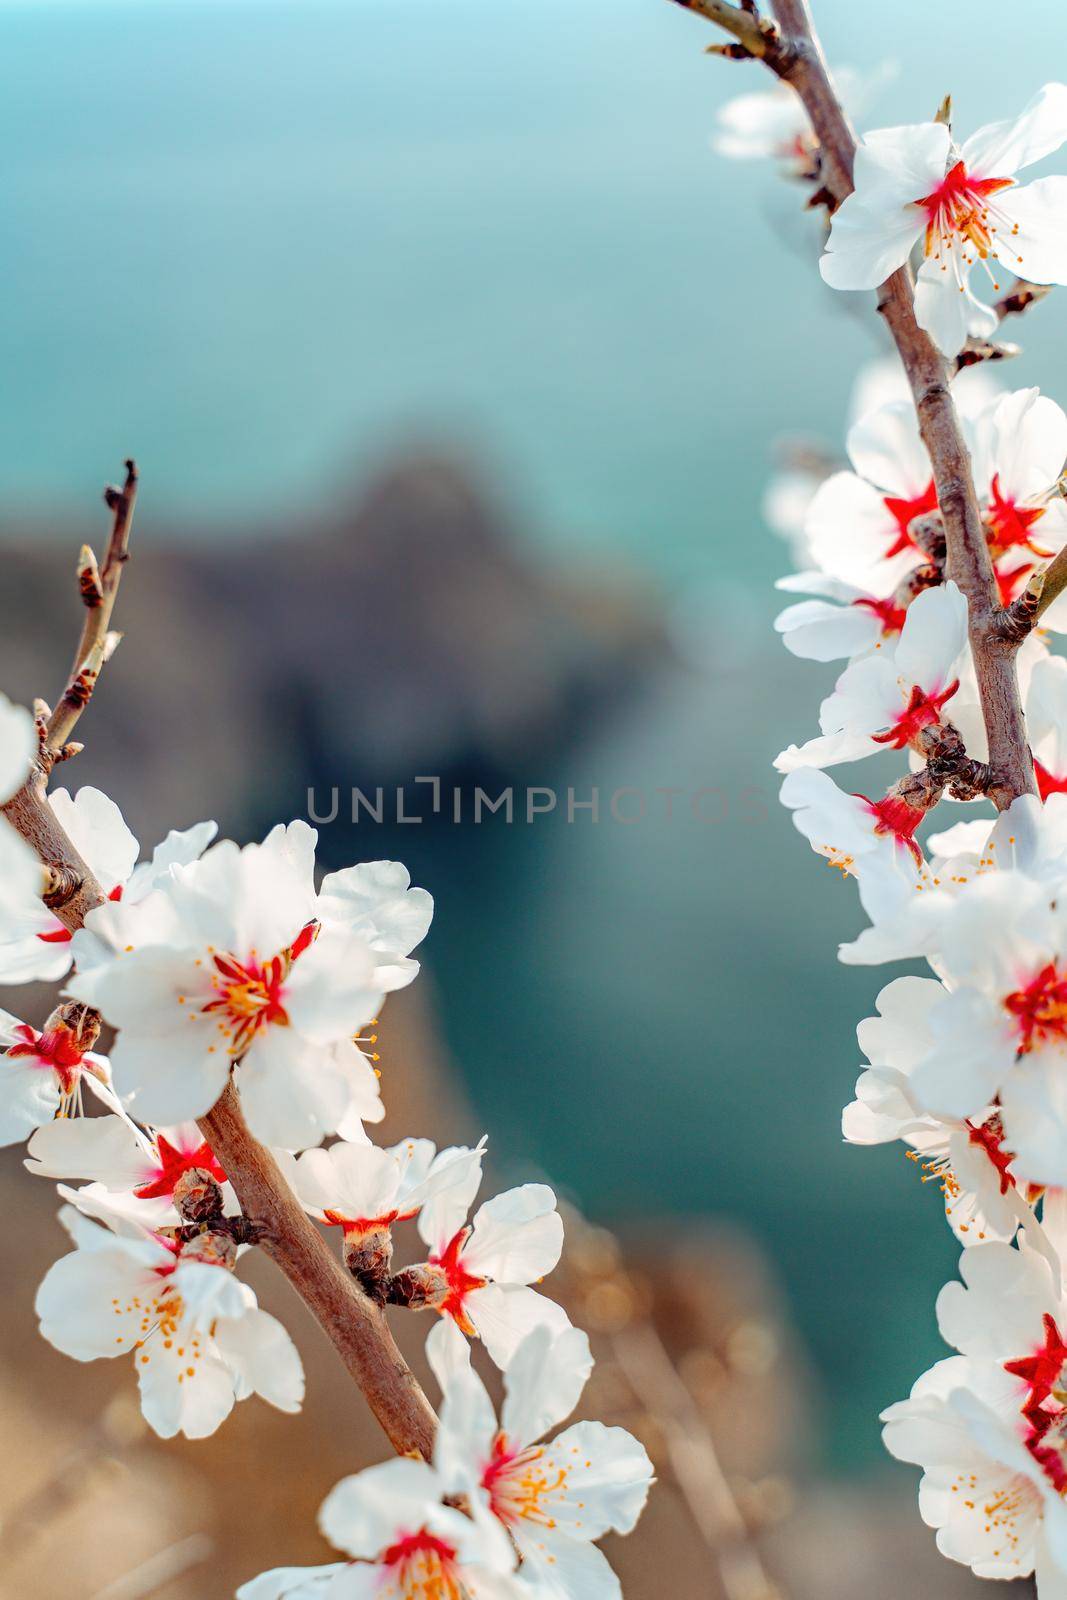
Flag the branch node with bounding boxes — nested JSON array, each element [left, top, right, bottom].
[[42, 863, 84, 908]]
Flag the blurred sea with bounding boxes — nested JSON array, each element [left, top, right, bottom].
[[5, 0, 1067, 1468]]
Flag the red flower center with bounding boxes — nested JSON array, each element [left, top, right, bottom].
[[871, 680, 959, 750], [379, 1529, 462, 1597], [1007, 1315, 1067, 1430], [916, 159, 1015, 260], [858, 792, 924, 866], [203, 951, 291, 1056], [134, 1134, 227, 1200], [429, 1226, 488, 1333], [987, 473, 1047, 557], [1035, 760, 1067, 802], [852, 596, 907, 637], [966, 1113, 1016, 1196], [1004, 963, 1067, 1054], [882, 479, 939, 559], [7, 1023, 85, 1094]]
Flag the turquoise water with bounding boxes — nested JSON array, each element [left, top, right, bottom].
[[4, 0, 1065, 581], [6, 0, 1067, 1467]]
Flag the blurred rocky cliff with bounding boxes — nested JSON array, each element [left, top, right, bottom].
[[2, 450, 664, 844]]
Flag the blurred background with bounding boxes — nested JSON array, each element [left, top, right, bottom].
[[3, 0, 1065, 1594]]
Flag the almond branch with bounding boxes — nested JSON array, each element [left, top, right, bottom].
[[676, 0, 1036, 806], [45, 460, 137, 756], [1, 465, 439, 1463]]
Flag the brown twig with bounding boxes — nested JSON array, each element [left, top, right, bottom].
[[996, 278, 1053, 321], [199, 1082, 438, 1458], [1000, 542, 1067, 640], [684, 0, 1035, 806], [45, 460, 137, 755], [2, 465, 440, 1464], [668, 0, 777, 55]]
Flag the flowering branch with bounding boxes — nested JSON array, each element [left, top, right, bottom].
[[709, 8, 1067, 1589], [197, 1082, 438, 1458], [1, 468, 439, 1464], [687, 0, 1036, 805]]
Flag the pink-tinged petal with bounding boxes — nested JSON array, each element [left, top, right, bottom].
[[846, 400, 931, 498], [1000, 177, 1067, 285], [213, 1308, 304, 1412], [501, 1325, 594, 1450], [962, 84, 1067, 177], [893, 580, 968, 691], [914, 260, 999, 358]]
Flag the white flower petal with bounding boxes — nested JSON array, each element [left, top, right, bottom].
[[465, 1185, 564, 1284], [962, 84, 1067, 177], [501, 1325, 594, 1450]]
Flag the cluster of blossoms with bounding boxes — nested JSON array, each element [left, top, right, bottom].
[[718, 57, 1067, 1595], [0, 703, 652, 1594]]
